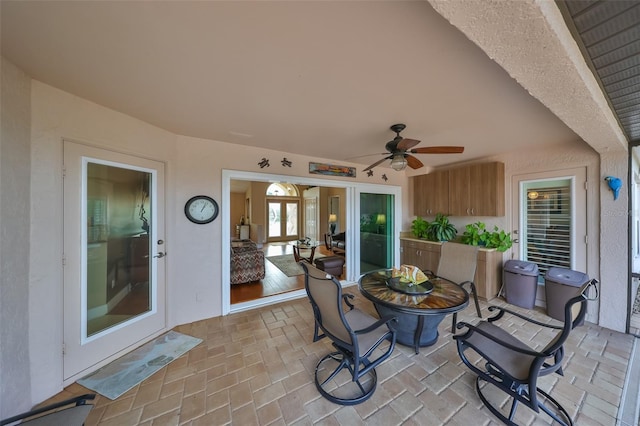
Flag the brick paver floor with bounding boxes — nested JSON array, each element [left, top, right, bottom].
[[43, 286, 637, 425]]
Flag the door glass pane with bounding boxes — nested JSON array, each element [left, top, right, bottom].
[[360, 193, 394, 273], [86, 162, 152, 337], [268, 202, 281, 237], [304, 198, 317, 241], [523, 179, 571, 281], [286, 202, 298, 237]]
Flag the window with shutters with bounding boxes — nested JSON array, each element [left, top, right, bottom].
[[522, 179, 572, 281]]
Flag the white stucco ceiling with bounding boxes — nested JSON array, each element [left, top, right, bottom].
[[0, 1, 626, 171]]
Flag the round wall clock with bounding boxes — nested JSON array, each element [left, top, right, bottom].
[[184, 195, 219, 224]]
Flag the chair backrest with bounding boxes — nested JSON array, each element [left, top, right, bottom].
[[542, 279, 599, 354], [324, 233, 332, 250], [301, 262, 353, 345], [437, 242, 479, 285]]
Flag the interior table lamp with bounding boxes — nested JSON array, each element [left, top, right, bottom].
[[375, 213, 386, 234], [329, 214, 338, 235]]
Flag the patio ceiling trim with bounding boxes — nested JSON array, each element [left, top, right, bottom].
[[427, 0, 628, 154]]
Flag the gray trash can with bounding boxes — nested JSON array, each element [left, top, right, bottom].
[[544, 267, 589, 322], [504, 260, 539, 309]]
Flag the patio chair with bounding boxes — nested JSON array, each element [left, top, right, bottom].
[[427, 242, 481, 333], [0, 393, 96, 426], [453, 279, 599, 425], [300, 262, 396, 405]]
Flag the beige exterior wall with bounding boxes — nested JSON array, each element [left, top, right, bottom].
[[1, 58, 33, 418]]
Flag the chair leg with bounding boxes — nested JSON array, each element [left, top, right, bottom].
[[475, 376, 573, 426], [469, 282, 482, 318], [314, 351, 377, 406]]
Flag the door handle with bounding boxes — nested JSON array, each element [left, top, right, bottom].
[[153, 252, 166, 258]]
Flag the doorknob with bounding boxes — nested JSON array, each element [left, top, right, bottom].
[[153, 252, 166, 258]]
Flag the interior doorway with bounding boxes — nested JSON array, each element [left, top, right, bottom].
[[223, 170, 401, 315]]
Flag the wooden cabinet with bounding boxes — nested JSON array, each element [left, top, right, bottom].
[[469, 162, 505, 216], [413, 170, 449, 216], [400, 238, 503, 301], [449, 162, 505, 216], [413, 162, 504, 218], [448, 167, 470, 216], [474, 249, 502, 300], [400, 239, 440, 273]]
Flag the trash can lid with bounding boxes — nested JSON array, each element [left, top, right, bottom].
[[504, 260, 539, 276], [545, 267, 589, 286]]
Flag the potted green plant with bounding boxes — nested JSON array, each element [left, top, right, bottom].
[[485, 226, 513, 252], [426, 213, 457, 242], [461, 221, 489, 246], [411, 217, 429, 239], [461, 221, 513, 252]]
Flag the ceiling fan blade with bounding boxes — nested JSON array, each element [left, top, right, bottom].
[[410, 146, 464, 154], [406, 154, 424, 170], [363, 155, 392, 171], [397, 138, 421, 151], [343, 152, 388, 160]]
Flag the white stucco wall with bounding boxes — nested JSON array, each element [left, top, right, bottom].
[[29, 81, 177, 403], [1, 58, 33, 419], [599, 151, 629, 332]]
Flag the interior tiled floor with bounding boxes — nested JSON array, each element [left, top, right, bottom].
[[44, 287, 637, 425]]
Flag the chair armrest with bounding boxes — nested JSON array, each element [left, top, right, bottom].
[[1, 394, 96, 426], [486, 305, 563, 330], [454, 321, 546, 357], [354, 314, 396, 335], [342, 293, 355, 310]]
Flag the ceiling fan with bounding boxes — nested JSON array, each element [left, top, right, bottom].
[[363, 124, 464, 171]]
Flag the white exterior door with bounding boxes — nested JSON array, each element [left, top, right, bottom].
[[511, 167, 587, 302], [63, 141, 166, 382]]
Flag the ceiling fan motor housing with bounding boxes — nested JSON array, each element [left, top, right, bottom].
[[390, 123, 406, 134], [386, 124, 406, 152]]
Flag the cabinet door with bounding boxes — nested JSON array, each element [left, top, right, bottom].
[[413, 171, 450, 216], [469, 162, 505, 216], [412, 175, 428, 216], [448, 167, 470, 216], [400, 241, 418, 265], [422, 244, 441, 273], [428, 171, 449, 215]]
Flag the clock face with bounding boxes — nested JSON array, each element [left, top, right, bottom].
[[185, 196, 219, 224]]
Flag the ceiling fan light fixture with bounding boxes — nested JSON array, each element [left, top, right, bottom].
[[390, 154, 407, 171]]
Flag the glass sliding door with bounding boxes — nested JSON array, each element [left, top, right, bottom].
[[359, 193, 394, 273]]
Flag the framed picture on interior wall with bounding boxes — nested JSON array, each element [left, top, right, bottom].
[[309, 162, 356, 178]]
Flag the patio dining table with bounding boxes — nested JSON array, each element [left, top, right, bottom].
[[358, 269, 469, 354]]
